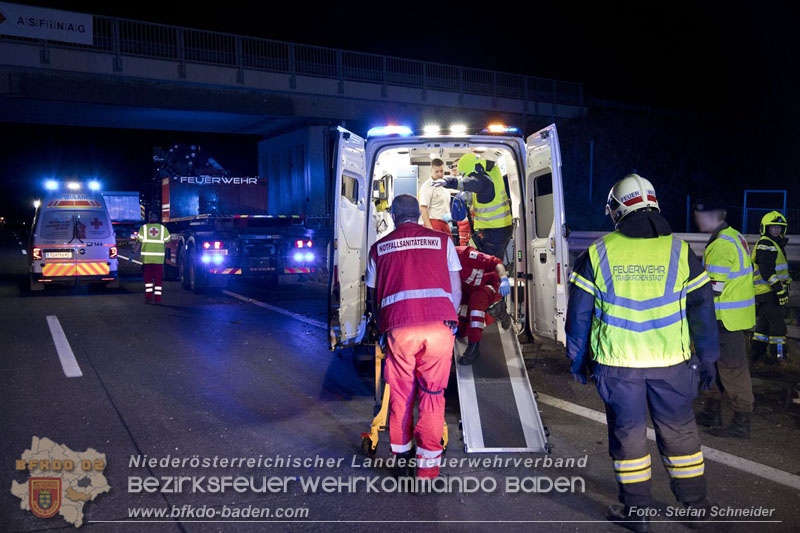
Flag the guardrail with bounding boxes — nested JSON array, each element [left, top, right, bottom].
[[0, 13, 583, 107]]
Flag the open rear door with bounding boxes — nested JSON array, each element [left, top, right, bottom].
[[525, 124, 569, 344], [328, 127, 369, 349]]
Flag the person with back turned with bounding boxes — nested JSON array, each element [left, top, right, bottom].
[[565, 174, 720, 531], [693, 198, 755, 438], [133, 212, 171, 304], [364, 194, 462, 480]]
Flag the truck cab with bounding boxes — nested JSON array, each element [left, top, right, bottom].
[[328, 123, 569, 349], [29, 181, 119, 291]]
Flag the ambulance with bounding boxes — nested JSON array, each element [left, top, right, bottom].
[[328, 123, 568, 454], [28, 180, 119, 291]]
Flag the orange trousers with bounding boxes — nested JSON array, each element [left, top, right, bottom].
[[385, 322, 454, 478]]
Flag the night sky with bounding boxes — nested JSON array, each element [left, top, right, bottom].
[[1, 1, 798, 222]]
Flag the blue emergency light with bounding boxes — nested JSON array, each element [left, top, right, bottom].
[[44, 180, 59, 190], [367, 125, 413, 137], [88, 180, 101, 191], [482, 124, 521, 135]]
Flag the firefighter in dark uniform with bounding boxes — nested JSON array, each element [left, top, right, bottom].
[[437, 153, 513, 260], [566, 174, 720, 531], [751, 211, 791, 362]]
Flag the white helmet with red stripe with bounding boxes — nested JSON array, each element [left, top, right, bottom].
[[605, 173, 660, 224]]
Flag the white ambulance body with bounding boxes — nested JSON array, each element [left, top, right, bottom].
[[29, 182, 119, 291], [328, 123, 569, 350]]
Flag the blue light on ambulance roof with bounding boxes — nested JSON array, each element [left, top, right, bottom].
[[367, 125, 413, 137], [44, 180, 59, 190], [483, 124, 521, 135], [88, 180, 101, 191]]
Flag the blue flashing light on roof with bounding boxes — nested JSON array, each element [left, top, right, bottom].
[[44, 180, 59, 191], [367, 125, 413, 137], [88, 180, 101, 191]]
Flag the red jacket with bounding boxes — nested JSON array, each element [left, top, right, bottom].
[[456, 245, 501, 289], [370, 223, 457, 333]]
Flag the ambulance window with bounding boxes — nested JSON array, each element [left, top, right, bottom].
[[533, 172, 554, 238], [74, 211, 111, 239], [38, 211, 73, 240], [341, 175, 359, 205]]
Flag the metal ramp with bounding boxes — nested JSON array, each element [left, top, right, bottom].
[[454, 322, 548, 453]]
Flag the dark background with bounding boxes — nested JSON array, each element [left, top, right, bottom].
[[1, 1, 798, 230]]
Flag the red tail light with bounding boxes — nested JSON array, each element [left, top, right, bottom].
[[203, 241, 211, 249], [295, 240, 304, 248], [32, 248, 42, 260], [306, 240, 313, 248], [110, 246, 118, 259], [214, 241, 222, 249]]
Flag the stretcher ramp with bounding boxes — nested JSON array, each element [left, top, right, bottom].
[[455, 322, 548, 453]]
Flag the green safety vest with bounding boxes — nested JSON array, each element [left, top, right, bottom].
[[703, 226, 755, 331], [472, 165, 512, 230], [752, 235, 789, 295], [137, 223, 170, 264], [570, 232, 709, 368]]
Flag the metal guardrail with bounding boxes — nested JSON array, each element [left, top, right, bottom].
[[0, 13, 583, 107]]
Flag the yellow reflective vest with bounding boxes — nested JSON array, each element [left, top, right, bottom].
[[472, 165, 512, 230], [570, 231, 709, 368], [703, 226, 755, 331], [137, 223, 170, 264]]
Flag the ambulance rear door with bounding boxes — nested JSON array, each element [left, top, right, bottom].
[[328, 127, 369, 349], [525, 124, 569, 344]]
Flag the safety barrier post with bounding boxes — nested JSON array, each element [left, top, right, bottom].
[[177, 28, 186, 79], [336, 50, 343, 94], [235, 36, 243, 84], [39, 38, 50, 65], [381, 56, 387, 98], [458, 67, 464, 105], [289, 43, 296, 89], [111, 19, 121, 72]]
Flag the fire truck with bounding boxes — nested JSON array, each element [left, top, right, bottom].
[[147, 145, 318, 292]]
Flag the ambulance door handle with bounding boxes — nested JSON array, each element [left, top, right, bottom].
[[539, 253, 547, 264]]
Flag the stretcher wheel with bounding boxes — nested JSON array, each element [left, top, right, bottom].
[[543, 425, 550, 437], [545, 443, 554, 454], [361, 435, 377, 458]]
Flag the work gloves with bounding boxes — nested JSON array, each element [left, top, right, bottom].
[[776, 284, 789, 306], [570, 358, 588, 385], [698, 361, 717, 390], [499, 277, 511, 297], [434, 177, 461, 190]]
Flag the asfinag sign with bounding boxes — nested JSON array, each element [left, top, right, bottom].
[[0, 2, 93, 45]]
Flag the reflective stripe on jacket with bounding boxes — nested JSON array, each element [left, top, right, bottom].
[[472, 165, 512, 230], [137, 224, 171, 264], [752, 235, 788, 295]]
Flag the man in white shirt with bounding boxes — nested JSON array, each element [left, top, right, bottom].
[[418, 158, 453, 235]]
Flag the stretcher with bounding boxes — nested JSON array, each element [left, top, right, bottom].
[[360, 320, 549, 455]]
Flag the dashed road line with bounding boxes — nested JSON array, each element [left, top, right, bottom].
[[117, 253, 142, 265], [21, 250, 26, 255], [223, 290, 326, 329], [537, 392, 800, 491], [45, 316, 83, 378]]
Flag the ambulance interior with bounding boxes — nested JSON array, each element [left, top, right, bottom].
[[365, 143, 526, 326]]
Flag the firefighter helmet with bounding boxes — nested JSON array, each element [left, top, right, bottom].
[[759, 210, 788, 236], [605, 174, 660, 224]]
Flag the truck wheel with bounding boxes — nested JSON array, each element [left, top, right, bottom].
[[180, 249, 190, 290], [29, 276, 44, 292], [188, 249, 204, 294], [106, 277, 120, 289]]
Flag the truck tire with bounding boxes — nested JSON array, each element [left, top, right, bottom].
[[180, 249, 190, 290], [188, 249, 204, 294], [106, 277, 120, 289]]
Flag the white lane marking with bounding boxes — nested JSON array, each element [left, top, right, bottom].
[[18, 241, 23, 245], [223, 290, 326, 329], [117, 253, 142, 265], [45, 316, 83, 378], [537, 392, 800, 491], [21, 250, 27, 255]]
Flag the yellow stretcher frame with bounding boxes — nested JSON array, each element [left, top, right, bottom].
[[360, 344, 449, 456]]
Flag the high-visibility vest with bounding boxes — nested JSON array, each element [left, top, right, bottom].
[[703, 226, 755, 330], [752, 235, 789, 295], [137, 223, 170, 264], [369, 222, 457, 333], [472, 165, 512, 230], [570, 232, 709, 368]]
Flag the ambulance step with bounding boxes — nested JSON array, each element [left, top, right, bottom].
[[454, 322, 548, 453]]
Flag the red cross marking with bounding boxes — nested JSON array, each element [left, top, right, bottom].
[[90, 218, 104, 230], [149, 227, 159, 237]]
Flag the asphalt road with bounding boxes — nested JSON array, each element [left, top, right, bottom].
[[1, 227, 799, 532]]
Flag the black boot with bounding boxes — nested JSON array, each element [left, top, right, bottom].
[[695, 398, 721, 427], [683, 498, 713, 529], [708, 412, 750, 438], [458, 342, 481, 365], [392, 450, 415, 480], [605, 505, 652, 533], [486, 300, 512, 330]]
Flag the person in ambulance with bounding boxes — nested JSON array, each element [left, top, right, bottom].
[[455, 245, 512, 364], [28, 180, 119, 291], [418, 158, 453, 235]]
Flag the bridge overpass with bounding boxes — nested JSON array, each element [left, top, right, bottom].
[[0, 9, 583, 136]]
